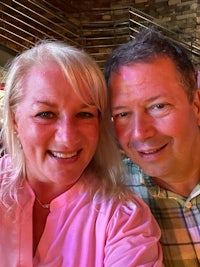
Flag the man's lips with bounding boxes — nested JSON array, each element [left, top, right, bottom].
[[138, 144, 167, 155]]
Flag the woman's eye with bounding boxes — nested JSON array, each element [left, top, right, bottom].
[[77, 112, 94, 118], [36, 111, 55, 119]]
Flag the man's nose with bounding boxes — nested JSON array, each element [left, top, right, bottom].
[[130, 113, 156, 142]]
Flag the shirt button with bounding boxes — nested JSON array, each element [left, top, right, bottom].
[[185, 202, 192, 209]]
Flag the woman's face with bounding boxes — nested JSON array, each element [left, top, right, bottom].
[[14, 62, 99, 191]]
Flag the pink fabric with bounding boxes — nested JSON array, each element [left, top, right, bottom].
[[0, 157, 163, 267]]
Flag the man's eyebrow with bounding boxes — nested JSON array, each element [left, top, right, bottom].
[[145, 95, 165, 103], [112, 105, 128, 111], [111, 94, 168, 110]]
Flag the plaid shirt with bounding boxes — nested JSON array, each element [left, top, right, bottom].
[[124, 158, 200, 267]]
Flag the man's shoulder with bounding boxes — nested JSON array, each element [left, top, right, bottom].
[[123, 158, 141, 173], [123, 158, 154, 200], [123, 158, 147, 185]]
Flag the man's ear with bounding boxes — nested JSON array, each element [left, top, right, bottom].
[[193, 90, 200, 125]]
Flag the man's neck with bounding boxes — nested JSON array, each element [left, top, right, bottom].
[[152, 174, 199, 197]]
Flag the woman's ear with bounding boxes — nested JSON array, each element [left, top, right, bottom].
[[12, 111, 19, 135]]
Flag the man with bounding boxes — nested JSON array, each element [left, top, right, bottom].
[[104, 27, 200, 266]]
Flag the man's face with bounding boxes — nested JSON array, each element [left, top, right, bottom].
[[110, 57, 200, 180]]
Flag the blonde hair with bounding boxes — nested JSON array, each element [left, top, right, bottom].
[[0, 41, 127, 207]]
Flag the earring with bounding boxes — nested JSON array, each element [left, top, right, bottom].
[[14, 132, 22, 149], [18, 141, 23, 150]]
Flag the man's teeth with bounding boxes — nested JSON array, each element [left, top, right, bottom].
[[143, 149, 158, 154], [51, 151, 77, 158], [142, 147, 163, 154]]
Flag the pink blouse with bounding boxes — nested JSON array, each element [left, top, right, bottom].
[[0, 158, 163, 267]]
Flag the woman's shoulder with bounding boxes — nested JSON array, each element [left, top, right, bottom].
[[0, 154, 12, 184], [94, 186, 151, 218], [0, 154, 11, 169]]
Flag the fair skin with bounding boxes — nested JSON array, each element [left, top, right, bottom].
[[14, 62, 99, 252], [110, 56, 200, 197]]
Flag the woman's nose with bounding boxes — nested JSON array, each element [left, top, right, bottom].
[[55, 118, 80, 145]]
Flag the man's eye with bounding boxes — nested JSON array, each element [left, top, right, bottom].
[[149, 103, 171, 117], [114, 112, 128, 118], [36, 111, 55, 119], [154, 104, 165, 109]]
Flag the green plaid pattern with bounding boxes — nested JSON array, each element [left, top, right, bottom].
[[124, 158, 200, 267]]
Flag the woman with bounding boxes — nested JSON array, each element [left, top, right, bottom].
[[0, 41, 163, 266]]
